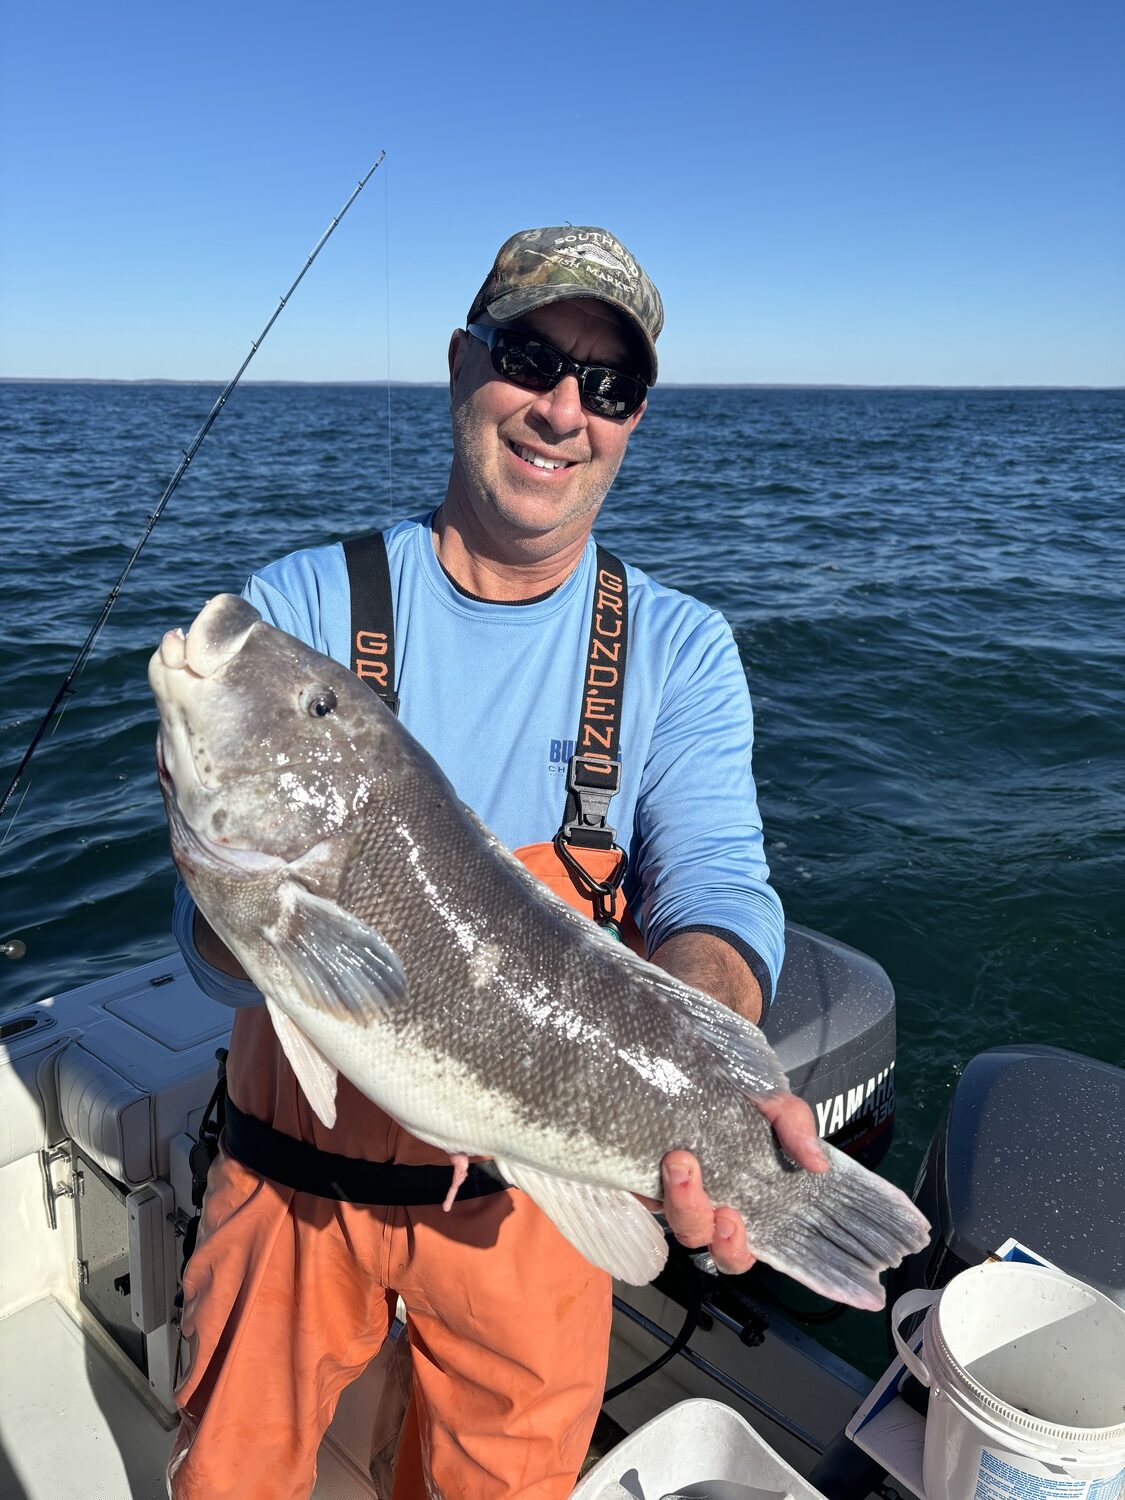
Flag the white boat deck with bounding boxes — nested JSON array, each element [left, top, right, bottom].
[[0, 948, 400, 1500], [1, 1296, 170, 1500], [0, 1295, 384, 1500]]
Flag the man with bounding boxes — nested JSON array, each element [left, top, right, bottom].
[[168, 225, 825, 1500]]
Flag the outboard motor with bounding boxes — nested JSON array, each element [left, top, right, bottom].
[[765, 923, 898, 1168], [888, 1043, 1125, 1308]]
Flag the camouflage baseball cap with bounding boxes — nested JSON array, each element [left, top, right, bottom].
[[467, 226, 663, 385]]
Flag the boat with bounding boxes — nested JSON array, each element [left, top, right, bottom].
[[1, 917, 1121, 1499]]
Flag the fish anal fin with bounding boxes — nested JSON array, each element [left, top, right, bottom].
[[265, 998, 338, 1129], [492, 1158, 668, 1286]]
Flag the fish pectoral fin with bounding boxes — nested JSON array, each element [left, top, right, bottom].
[[491, 1158, 668, 1286], [265, 881, 408, 1027], [649, 975, 789, 1099], [264, 998, 338, 1129]]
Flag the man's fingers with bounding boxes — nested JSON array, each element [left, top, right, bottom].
[[655, 1110, 823, 1282], [659, 1154, 756, 1275], [756, 1093, 828, 1172], [710, 1207, 756, 1276], [660, 1150, 715, 1248]]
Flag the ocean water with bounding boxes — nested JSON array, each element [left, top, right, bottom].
[[1, 381, 1122, 1362]]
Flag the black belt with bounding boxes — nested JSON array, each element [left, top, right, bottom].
[[224, 1097, 511, 1206]]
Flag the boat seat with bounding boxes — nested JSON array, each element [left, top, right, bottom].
[[54, 1042, 158, 1185], [49, 960, 233, 1188]]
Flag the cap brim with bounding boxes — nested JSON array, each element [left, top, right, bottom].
[[485, 285, 658, 386]]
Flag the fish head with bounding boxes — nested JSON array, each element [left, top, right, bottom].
[[148, 594, 389, 892]]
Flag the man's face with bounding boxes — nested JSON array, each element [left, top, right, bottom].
[[447, 297, 646, 556]]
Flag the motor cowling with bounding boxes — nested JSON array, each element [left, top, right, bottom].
[[765, 923, 898, 1169], [888, 1044, 1125, 1307]]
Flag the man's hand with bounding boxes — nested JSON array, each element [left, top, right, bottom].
[[658, 1093, 827, 1275]]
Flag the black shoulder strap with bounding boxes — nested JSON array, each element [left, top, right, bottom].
[[557, 546, 628, 852], [343, 531, 399, 715]]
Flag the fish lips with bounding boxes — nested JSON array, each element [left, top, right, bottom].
[[149, 676, 222, 826], [149, 601, 282, 877], [177, 594, 260, 679]]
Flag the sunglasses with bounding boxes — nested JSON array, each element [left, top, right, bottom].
[[465, 323, 647, 419]]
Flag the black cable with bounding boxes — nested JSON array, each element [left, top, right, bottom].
[[603, 1271, 703, 1402]]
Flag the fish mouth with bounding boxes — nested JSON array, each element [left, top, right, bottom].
[[151, 595, 281, 874], [149, 595, 260, 699], [151, 685, 219, 801], [150, 596, 261, 792], [177, 594, 260, 679], [155, 733, 172, 788]]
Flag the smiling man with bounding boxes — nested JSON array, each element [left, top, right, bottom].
[[168, 226, 824, 1500], [443, 299, 644, 580]]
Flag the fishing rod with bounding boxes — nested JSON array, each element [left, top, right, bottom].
[[0, 152, 386, 835]]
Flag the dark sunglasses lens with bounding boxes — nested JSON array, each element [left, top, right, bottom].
[[581, 368, 646, 418], [494, 335, 559, 392]]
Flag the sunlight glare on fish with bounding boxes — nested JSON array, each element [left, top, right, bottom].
[[614, 1045, 693, 1097]]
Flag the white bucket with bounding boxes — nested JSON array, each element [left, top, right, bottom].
[[891, 1263, 1125, 1500]]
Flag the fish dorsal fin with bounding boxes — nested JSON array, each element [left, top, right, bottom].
[[264, 998, 339, 1129], [643, 970, 789, 1099], [265, 881, 408, 1025], [491, 1157, 668, 1286]]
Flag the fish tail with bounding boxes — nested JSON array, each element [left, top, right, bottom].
[[745, 1142, 931, 1311]]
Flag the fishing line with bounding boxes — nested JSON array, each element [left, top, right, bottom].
[[0, 152, 386, 835], [384, 157, 394, 509]]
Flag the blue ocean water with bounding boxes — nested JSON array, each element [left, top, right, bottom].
[[2, 381, 1123, 1221]]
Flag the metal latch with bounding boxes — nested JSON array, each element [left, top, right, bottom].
[[40, 1146, 81, 1231]]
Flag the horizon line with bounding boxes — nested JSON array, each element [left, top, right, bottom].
[[2, 376, 1122, 392]]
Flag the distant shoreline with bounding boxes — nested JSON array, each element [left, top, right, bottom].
[[2, 377, 1121, 392]]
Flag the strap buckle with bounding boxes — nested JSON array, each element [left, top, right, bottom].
[[560, 754, 621, 849], [555, 752, 628, 933], [180, 1047, 228, 1284], [191, 1047, 228, 1208]]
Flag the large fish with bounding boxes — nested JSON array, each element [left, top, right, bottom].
[[150, 594, 929, 1308]]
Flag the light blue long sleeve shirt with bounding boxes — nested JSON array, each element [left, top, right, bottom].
[[175, 514, 784, 1008]]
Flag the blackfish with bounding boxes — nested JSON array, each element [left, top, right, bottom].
[[150, 594, 929, 1305]]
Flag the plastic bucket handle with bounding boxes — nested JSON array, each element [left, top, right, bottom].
[[890, 1287, 942, 1389]]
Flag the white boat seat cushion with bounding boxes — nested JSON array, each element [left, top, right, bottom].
[[54, 1041, 154, 1185]]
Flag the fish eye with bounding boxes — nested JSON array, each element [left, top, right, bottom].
[[300, 686, 338, 719]]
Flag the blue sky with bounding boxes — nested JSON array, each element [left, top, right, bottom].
[[1, 2, 1122, 385]]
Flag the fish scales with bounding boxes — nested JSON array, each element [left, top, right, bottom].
[[150, 594, 930, 1306], [339, 783, 766, 1196]]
